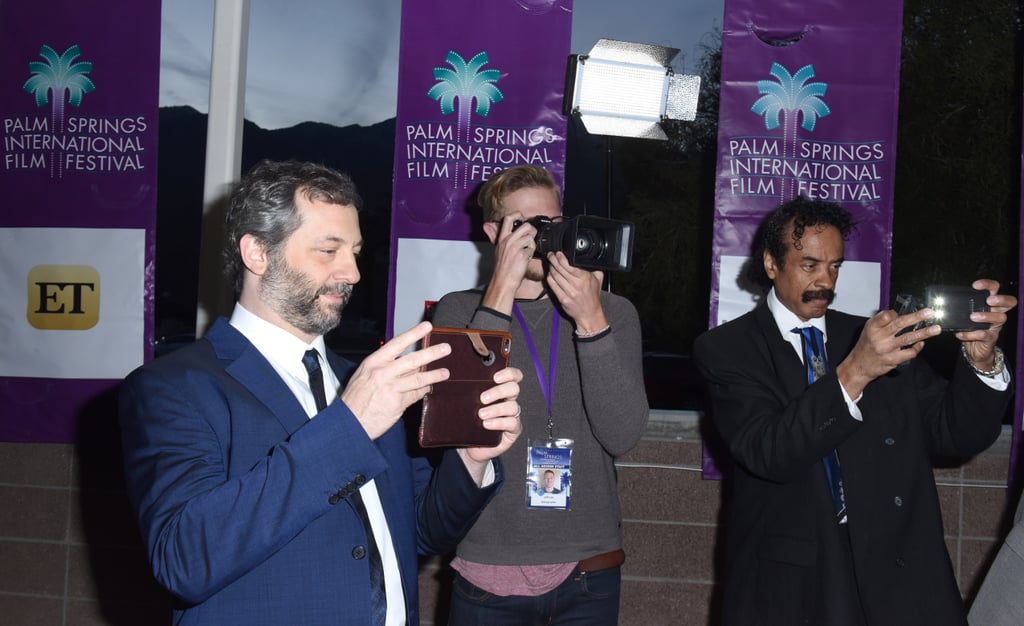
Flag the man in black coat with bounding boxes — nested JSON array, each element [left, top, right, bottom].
[[694, 196, 1016, 626]]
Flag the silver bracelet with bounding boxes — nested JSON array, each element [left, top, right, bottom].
[[574, 324, 611, 339], [960, 345, 1005, 378]]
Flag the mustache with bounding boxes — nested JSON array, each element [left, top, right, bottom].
[[316, 283, 353, 301], [802, 289, 836, 304]]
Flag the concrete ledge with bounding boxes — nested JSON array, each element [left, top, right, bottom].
[[642, 409, 703, 442]]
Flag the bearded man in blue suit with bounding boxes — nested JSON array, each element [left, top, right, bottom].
[[119, 160, 524, 625]]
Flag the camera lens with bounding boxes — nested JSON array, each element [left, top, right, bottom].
[[571, 227, 608, 262], [507, 215, 633, 271], [534, 220, 559, 257]]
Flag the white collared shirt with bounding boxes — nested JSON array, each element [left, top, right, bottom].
[[765, 288, 863, 420], [229, 303, 406, 625]]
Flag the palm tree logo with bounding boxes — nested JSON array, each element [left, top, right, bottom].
[[751, 62, 830, 199], [23, 44, 96, 134], [428, 50, 504, 145]]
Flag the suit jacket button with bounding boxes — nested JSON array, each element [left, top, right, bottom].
[[896, 557, 906, 567], [354, 474, 366, 486], [884, 437, 896, 445], [352, 545, 366, 560], [328, 494, 340, 505], [894, 496, 903, 507]]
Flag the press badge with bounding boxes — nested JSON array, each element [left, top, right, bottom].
[[526, 438, 573, 510]]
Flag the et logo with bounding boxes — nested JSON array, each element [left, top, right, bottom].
[[26, 265, 100, 330]]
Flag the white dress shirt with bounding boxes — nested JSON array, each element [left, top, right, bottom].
[[766, 288, 864, 420]]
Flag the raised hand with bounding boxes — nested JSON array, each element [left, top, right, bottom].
[[457, 366, 525, 484], [481, 213, 538, 313], [544, 251, 608, 335], [955, 279, 1017, 371], [835, 306, 940, 398], [340, 322, 451, 440]]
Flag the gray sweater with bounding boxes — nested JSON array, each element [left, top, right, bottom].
[[430, 288, 650, 565]]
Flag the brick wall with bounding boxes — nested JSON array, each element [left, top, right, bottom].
[[0, 412, 1017, 626]]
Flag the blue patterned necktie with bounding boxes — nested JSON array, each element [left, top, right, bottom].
[[302, 349, 387, 625], [792, 327, 847, 524]]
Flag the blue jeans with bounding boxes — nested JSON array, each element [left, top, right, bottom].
[[447, 566, 621, 625]]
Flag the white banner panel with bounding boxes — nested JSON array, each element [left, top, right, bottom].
[[393, 237, 494, 336], [715, 255, 881, 326], [0, 227, 145, 379]]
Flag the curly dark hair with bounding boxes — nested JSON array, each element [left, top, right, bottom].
[[223, 160, 362, 294], [746, 196, 857, 290]]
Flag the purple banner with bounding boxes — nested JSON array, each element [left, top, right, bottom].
[[1012, 70, 1024, 494], [0, 1, 160, 442], [387, 0, 572, 338], [704, 0, 905, 478]]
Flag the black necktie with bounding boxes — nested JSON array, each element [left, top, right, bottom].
[[792, 327, 847, 524], [301, 349, 387, 625]]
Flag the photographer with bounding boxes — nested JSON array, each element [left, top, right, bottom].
[[694, 196, 1016, 626], [429, 165, 649, 625]]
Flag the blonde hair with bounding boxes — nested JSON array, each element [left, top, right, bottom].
[[476, 165, 561, 222]]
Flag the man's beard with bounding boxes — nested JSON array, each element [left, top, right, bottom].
[[260, 253, 352, 337], [802, 289, 836, 305]]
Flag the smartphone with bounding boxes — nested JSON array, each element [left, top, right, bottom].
[[924, 285, 990, 332]]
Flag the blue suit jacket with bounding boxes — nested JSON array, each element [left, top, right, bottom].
[[119, 318, 502, 625]]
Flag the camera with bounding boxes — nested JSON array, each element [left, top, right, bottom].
[[511, 215, 635, 272], [894, 285, 990, 333]]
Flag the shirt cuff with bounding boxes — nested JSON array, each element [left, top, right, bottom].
[[977, 367, 1011, 391], [840, 383, 864, 422], [480, 460, 496, 488]]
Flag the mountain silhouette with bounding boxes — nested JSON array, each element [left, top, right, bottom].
[[155, 106, 396, 351]]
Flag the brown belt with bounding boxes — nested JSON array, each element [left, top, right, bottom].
[[577, 549, 625, 573]]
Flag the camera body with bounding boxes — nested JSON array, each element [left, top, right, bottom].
[[511, 215, 635, 272], [894, 285, 990, 333]]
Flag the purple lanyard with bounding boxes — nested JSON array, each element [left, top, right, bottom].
[[512, 304, 559, 435]]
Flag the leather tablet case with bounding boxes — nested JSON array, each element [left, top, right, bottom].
[[419, 327, 512, 448]]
